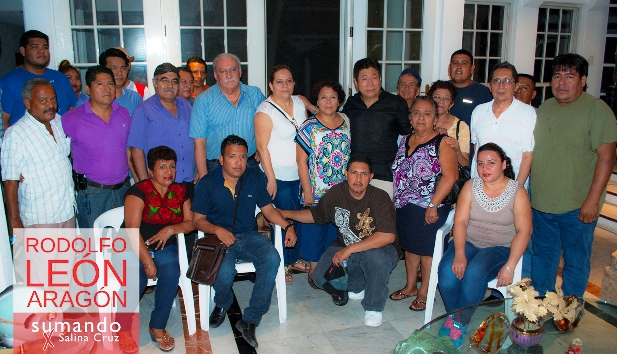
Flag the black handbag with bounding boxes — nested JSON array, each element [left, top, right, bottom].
[[186, 177, 242, 285], [435, 121, 471, 204]]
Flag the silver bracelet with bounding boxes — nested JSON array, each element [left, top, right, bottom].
[[505, 265, 513, 274]]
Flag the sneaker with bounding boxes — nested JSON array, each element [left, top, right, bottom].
[[438, 314, 454, 336], [348, 290, 365, 300], [364, 311, 383, 327], [449, 320, 468, 349]]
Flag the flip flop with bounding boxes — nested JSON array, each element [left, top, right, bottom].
[[410, 299, 427, 311], [389, 289, 417, 301]]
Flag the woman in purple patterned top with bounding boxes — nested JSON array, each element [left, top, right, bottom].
[[389, 97, 459, 311]]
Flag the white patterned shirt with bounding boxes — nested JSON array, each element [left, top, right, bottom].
[[1, 112, 75, 226]]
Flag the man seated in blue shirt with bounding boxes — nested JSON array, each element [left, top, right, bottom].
[[192, 135, 296, 349]]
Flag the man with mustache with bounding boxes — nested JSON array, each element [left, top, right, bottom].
[[0, 30, 77, 130], [190, 53, 265, 177], [61, 66, 132, 230], [2, 78, 75, 235], [280, 157, 398, 327], [128, 63, 195, 196]]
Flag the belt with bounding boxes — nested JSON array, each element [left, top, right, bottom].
[[86, 176, 129, 190]]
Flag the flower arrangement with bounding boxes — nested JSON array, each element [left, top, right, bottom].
[[509, 280, 581, 327], [542, 286, 580, 324]]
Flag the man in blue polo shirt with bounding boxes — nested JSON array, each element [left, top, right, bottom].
[[448, 49, 492, 127], [190, 53, 265, 177], [192, 135, 296, 349], [0, 30, 77, 130]]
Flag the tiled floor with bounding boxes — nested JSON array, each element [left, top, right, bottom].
[[132, 226, 616, 354]]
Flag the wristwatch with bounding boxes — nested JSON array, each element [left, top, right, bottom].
[[428, 202, 436, 208], [284, 223, 294, 232]]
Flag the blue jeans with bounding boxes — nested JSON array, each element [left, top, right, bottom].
[[531, 209, 596, 297], [271, 179, 301, 266], [438, 240, 510, 325], [299, 222, 338, 262], [213, 232, 280, 326], [77, 182, 129, 229], [312, 244, 398, 312]]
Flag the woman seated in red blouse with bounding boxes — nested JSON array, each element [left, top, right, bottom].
[[120, 145, 194, 352]]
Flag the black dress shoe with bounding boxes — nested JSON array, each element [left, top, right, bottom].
[[235, 319, 258, 348], [209, 306, 227, 328]]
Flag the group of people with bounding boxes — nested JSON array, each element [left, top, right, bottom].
[[1, 28, 616, 351]]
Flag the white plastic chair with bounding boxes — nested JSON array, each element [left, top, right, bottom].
[[198, 207, 287, 331], [92, 206, 198, 342], [424, 209, 522, 325]]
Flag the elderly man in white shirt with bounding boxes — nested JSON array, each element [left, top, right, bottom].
[[470, 62, 536, 188]]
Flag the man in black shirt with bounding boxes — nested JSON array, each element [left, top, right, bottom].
[[342, 58, 411, 199]]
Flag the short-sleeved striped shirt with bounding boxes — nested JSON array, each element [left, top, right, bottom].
[[1, 112, 75, 226], [189, 82, 265, 159]]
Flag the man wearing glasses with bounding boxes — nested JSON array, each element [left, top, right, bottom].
[[470, 62, 536, 188], [128, 63, 196, 194]]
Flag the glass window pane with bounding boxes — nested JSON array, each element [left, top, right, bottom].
[[123, 29, 146, 62], [463, 4, 474, 30], [533, 59, 542, 83], [228, 30, 247, 62], [475, 5, 489, 30], [385, 64, 401, 93], [367, 31, 383, 60], [406, 0, 423, 29], [181, 29, 202, 62], [227, 0, 246, 27], [488, 58, 500, 79], [386, 31, 403, 61], [558, 35, 570, 55], [608, 7, 617, 34], [611, 0, 617, 4], [387, 0, 404, 28], [96, 0, 119, 25], [180, 0, 201, 26], [491, 5, 504, 31], [546, 34, 557, 58], [602, 66, 615, 93], [489, 33, 502, 57], [474, 32, 488, 57], [543, 59, 553, 82], [240, 64, 248, 85], [474, 59, 487, 83], [203, 0, 224, 26], [98, 29, 121, 55], [204, 29, 225, 62], [561, 9, 572, 33], [547, 8, 560, 33], [405, 31, 421, 61], [367, 0, 384, 28], [462, 31, 474, 53], [72, 29, 96, 63], [544, 86, 554, 100], [70, 0, 93, 25], [537, 8, 547, 32], [128, 64, 148, 86], [535, 34, 545, 57], [605, 37, 617, 64], [121, 0, 143, 25]]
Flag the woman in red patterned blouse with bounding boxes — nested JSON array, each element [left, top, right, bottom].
[[122, 146, 194, 352]]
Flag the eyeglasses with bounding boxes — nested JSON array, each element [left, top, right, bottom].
[[491, 78, 515, 86], [432, 95, 452, 102], [156, 77, 179, 86]]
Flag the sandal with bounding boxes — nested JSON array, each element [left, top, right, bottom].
[[307, 273, 319, 289], [285, 266, 293, 283], [389, 289, 418, 301], [288, 259, 310, 273], [149, 328, 175, 352], [117, 331, 138, 354], [410, 299, 427, 311]]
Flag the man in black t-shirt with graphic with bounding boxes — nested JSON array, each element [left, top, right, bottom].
[[280, 157, 398, 327]]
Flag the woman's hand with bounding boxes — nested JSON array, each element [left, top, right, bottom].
[[301, 190, 315, 206], [143, 261, 157, 280], [452, 254, 467, 280], [146, 226, 174, 250], [424, 206, 439, 224], [266, 178, 277, 199], [442, 136, 460, 153], [495, 264, 515, 287]]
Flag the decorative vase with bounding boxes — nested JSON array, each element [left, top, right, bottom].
[[554, 295, 585, 332], [509, 316, 545, 347]]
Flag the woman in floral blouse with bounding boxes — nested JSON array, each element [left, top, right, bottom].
[[121, 145, 194, 352]]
